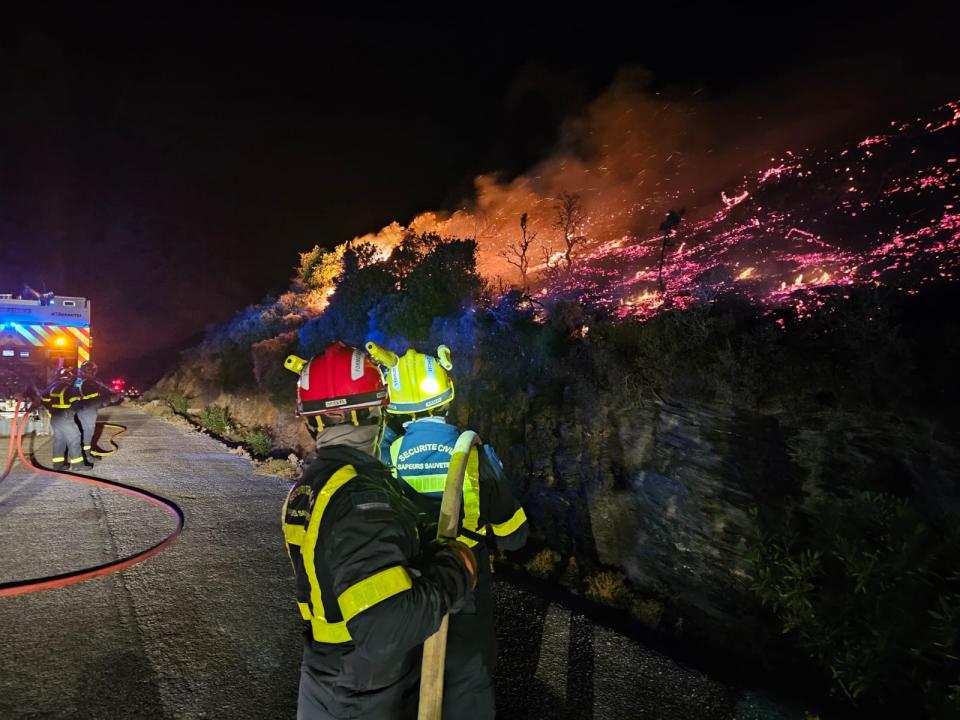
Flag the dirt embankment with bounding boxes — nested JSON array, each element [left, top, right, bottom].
[[148, 352, 313, 458]]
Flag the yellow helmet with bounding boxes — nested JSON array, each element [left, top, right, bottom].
[[365, 341, 454, 415]]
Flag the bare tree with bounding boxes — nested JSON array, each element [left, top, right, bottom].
[[553, 191, 587, 273], [656, 208, 685, 292], [538, 240, 563, 284], [500, 212, 536, 292]]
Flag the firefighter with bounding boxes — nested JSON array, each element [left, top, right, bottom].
[[40, 367, 89, 471], [366, 342, 528, 720], [281, 341, 478, 720], [74, 361, 117, 463]]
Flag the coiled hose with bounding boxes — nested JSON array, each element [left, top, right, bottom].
[[0, 400, 184, 597]]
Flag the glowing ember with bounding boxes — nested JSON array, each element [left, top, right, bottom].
[[329, 98, 960, 326], [542, 99, 960, 321]]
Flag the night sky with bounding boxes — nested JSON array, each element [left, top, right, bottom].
[[1, 3, 957, 381]]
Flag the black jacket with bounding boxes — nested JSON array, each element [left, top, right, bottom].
[[283, 446, 470, 719]]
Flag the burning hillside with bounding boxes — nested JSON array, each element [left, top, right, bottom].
[[341, 97, 959, 324], [561, 99, 960, 320]]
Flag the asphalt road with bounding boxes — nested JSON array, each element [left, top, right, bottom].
[[0, 407, 800, 719]]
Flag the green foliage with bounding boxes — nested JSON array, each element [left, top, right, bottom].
[[298, 245, 342, 289], [244, 428, 273, 459], [299, 260, 395, 353], [748, 491, 960, 713], [162, 392, 190, 416], [199, 405, 233, 436], [377, 236, 485, 340]]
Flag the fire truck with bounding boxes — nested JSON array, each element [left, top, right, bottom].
[[0, 291, 92, 436]]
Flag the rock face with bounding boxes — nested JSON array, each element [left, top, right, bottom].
[[469, 370, 959, 652], [496, 393, 767, 643]]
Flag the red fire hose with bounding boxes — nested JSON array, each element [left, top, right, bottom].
[[0, 402, 20, 482], [0, 400, 184, 597]]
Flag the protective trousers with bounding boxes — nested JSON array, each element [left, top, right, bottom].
[[442, 546, 496, 720], [50, 409, 83, 467], [76, 404, 99, 459]]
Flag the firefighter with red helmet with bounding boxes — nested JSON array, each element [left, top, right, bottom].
[[281, 341, 477, 720]]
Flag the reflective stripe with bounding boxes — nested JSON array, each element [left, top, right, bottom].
[[387, 386, 454, 414], [69, 457, 85, 464], [51, 404, 72, 409], [310, 616, 351, 643], [400, 473, 447, 494], [492, 506, 527, 537], [83, 445, 92, 451], [338, 566, 412, 623], [284, 524, 305, 547], [31, 325, 53, 341], [394, 435, 488, 546], [14, 324, 44, 346], [389, 438, 401, 470], [461, 447, 481, 535], [82, 393, 99, 400], [51, 456, 65, 462], [299, 465, 358, 644]]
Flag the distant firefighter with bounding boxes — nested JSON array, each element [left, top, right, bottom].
[[40, 367, 89, 471], [281, 341, 477, 719], [367, 341, 528, 720], [74, 361, 119, 463]]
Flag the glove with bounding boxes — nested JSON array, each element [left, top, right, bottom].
[[444, 540, 478, 590], [422, 539, 477, 614]]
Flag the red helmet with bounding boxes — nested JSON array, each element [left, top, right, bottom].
[[295, 341, 387, 417]]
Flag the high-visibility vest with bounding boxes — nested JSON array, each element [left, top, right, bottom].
[[389, 437, 486, 547], [281, 464, 413, 644], [41, 380, 81, 409], [75, 378, 101, 401]]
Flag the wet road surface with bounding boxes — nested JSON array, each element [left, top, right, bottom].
[[0, 407, 798, 719]]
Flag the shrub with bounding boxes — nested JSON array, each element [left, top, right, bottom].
[[525, 548, 562, 579], [199, 405, 233, 436], [254, 457, 299, 480], [244, 428, 273, 459], [630, 597, 664, 629], [748, 490, 960, 713], [585, 570, 630, 607], [376, 237, 485, 341], [163, 392, 190, 416]]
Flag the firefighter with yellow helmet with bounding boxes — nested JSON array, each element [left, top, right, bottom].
[[281, 341, 477, 719], [367, 341, 528, 720]]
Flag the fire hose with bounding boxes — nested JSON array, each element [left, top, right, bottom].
[[91, 421, 127, 456], [0, 400, 184, 598], [0, 402, 20, 483], [418, 430, 480, 720]]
